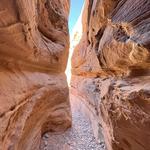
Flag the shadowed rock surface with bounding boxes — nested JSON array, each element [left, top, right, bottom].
[[0, 0, 71, 150], [71, 0, 150, 150]]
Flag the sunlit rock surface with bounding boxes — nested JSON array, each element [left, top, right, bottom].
[[71, 0, 150, 150], [65, 7, 83, 85], [0, 0, 71, 150]]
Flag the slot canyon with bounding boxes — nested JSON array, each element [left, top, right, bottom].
[[0, 0, 150, 150]]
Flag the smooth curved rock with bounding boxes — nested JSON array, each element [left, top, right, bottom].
[[0, 0, 71, 150]]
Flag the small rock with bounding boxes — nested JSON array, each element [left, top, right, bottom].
[[99, 141, 104, 145], [44, 141, 48, 146], [44, 133, 49, 139]]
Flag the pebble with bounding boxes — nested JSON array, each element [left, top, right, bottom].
[[44, 141, 48, 146], [44, 133, 49, 138]]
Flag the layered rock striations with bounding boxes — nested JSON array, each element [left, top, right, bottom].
[[71, 0, 150, 150], [0, 0, 71, 150]]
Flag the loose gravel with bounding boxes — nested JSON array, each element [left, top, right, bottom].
[[41, 97, 106, 150]]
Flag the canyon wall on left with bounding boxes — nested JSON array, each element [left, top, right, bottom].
[[0, 0, 71, 150]]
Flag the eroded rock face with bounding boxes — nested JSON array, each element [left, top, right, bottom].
[[71, 0, 150, 150], [0, 0, 71, 150]]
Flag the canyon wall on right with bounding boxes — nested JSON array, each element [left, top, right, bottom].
[[71, 0, 150, 150]]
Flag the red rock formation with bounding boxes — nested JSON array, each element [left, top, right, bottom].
[[71, 0, 150, 150], [0, 0, 71, 150]]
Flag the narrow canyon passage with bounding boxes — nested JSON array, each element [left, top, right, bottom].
[[40, 1, 105, 147], [40, 95, 106, 150], [0, 0, 150, 150]]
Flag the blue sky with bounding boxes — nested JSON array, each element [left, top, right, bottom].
[[69, 0, 84, 33]]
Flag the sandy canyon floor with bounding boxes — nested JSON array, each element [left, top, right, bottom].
[[40, 95, 106, 150]]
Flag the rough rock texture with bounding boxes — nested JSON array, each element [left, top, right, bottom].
[[71, 0, 150, 150], [0, 0, 71, 150]]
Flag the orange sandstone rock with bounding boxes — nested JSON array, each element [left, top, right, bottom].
[[71, 0, 150, 150], [0, 0, 71, 150]]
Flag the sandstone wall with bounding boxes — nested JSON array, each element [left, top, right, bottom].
[[71, 0, 150, 150], [0, 0, 71, 150]]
